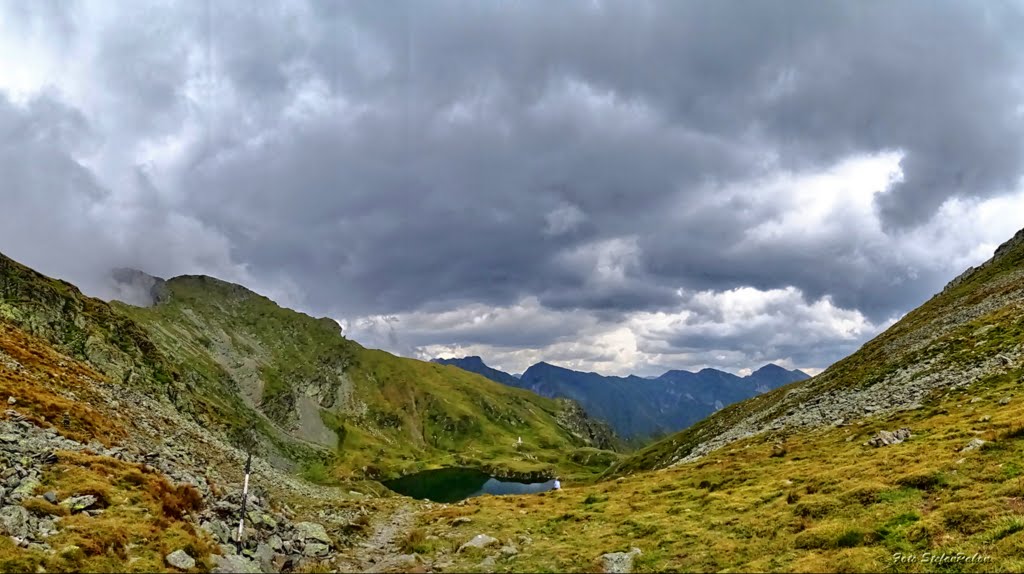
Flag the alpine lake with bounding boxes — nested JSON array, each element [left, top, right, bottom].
[[383, 467, 556, 503]]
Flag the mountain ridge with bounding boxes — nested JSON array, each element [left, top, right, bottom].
[[432, 355, 808, 441], [2, 251, 620, 484]]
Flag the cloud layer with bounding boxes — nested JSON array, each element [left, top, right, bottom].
[[1, 1, 1023, 376]]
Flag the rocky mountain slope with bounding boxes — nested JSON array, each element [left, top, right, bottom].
[[0, 250, 624, 571], [434, 356, 807, 441], [0, 251, 622, 469], [0, 312, 372, 573], [616, 227, 1024, 474]]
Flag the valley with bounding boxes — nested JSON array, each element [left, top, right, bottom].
[[1, 226, 1023, 572]]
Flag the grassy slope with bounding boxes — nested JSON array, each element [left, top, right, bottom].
[[0, 322, 217, 573], [115, 275, 618, 481], [614, 230, 1024, 475], [406, 231, 1024, 572], [0, 253, 176, 390], [415, 367, 1024, 573]]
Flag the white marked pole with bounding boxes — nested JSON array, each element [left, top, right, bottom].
[[237, 451, 253, 545]]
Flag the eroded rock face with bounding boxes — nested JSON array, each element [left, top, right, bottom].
[[555, 398, 620, 450]]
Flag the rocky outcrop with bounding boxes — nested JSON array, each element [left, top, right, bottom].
[[943, 227, 1024, 293], [865, 428, 912, 447], [0, 253, 177, 389], [600, 547, 642, 573], [555, 398, 619, 451]]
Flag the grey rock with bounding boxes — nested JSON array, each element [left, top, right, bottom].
[[268, 534, 283, 552], [0, 505, 30, 538], [36, 518, 55, 536], [500, 545, 519, 557], [293, 521, 331, 545], [378, 553, 420, 571], [999, 397, 1012, 405], [202, 520, 232, 544], [212, 554, 262, 574], [43, 491, 57, 504], [961, 438, 987, 452], [12, 477, 40, 498], [865, 428, 911, 447], [600, 547, 642, 573], [255, 542, 277, 572], [451, 516, 473, 526], [478, 555, 497, 569], [7, 397, 15, 405], [458, 534, 500, 552], [166, 549, 197, 570], [303, 542, 329, 557], [60, 494, 97, 513], [214, 500, 240, 514]]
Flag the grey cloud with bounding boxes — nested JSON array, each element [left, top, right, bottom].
[[2, 0, 1023, 375]]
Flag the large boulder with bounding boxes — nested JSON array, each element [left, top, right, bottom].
[[458, 534, 499, 552], [600, 547, 642, 573], [293, 522, 332, 545], [165, 549, 196, 570]]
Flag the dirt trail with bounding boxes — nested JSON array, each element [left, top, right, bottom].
[[335, 501, 424, 573]]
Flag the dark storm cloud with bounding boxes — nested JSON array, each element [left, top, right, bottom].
[[2, 0, 1023, 374], [160, 0, 1024, 318]]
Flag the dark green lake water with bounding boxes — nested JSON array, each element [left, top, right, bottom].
[[383, 467, 556, 503]]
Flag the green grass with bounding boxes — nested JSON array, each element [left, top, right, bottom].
[[114, 275, 615, 481], [412, 362, 1024, 572]]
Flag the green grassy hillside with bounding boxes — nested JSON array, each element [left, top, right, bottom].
[[1, 252, 619, 484], [612, 228, 1024, 475], [111, 274, 618, 481]]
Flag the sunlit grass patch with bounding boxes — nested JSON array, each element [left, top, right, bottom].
[[3, 450, 216, 573]]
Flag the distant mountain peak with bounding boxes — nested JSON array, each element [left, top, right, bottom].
[[432, 356, 520, 387]]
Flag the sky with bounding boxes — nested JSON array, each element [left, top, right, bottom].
[[1, 1, 1023, 377]]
